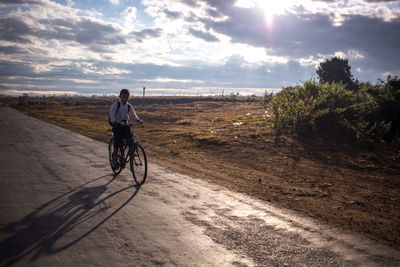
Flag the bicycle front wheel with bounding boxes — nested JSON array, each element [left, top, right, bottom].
[[130, 143, 147, 185], [109, 136, 123, 175]]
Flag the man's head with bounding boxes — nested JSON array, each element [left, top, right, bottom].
[[119, 89, 130, 103]]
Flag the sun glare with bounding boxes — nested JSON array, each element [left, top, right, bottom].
[[257, 0, 293, 25], [236, 0, 294, 25]]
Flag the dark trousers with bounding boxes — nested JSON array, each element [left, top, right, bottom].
[[113, 125, 131, 148]]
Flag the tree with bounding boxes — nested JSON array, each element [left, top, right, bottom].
[[316, 57, 356, 91]]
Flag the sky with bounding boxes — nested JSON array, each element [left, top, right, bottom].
[[0, 0, 399, 96]]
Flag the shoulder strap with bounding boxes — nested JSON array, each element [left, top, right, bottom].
[[115, 101, 121, 115]]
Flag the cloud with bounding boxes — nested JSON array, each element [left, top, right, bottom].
[[205, 8, 223, 18], [0, 84, 9, 91], [37, 18, 126, 45], [198, 0, 237, 16], [0, 14, 127, 52], [130, 28, 163, 42], [0, 0, 42, 6], [0, 60, 36, 77], [358, 0, 398, 2], [109, 0, 119, 5], [0, 17, 33, 43], [178, 0, 199, 7], [163, 8, 183, 19], [121, 6, 137, 20], [0, 45, 25, 54], [189, 29, 219, 42]]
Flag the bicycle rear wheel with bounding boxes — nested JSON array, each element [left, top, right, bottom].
[[130, 143, 147, 185], [109, 136, 123, 175]]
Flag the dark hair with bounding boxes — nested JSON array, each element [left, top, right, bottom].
[[120, 88, 130, 95]]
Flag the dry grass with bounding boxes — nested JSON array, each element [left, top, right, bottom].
[[2, 96, 400, 249]]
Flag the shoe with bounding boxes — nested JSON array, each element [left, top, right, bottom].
[[112, 162, 120, 170], [112, 154, 120, 170], [118, 155, 126, 169]]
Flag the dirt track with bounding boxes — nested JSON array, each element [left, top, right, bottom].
[[1, 105, 400, 266]]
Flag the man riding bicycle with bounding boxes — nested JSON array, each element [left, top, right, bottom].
[[109, 89, 143, 168]]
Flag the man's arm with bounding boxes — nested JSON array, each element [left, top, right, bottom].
[[109, 102, 117, 124], [128, 103, 142, 123]]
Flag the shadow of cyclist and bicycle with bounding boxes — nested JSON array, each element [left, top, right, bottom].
[[0, 173, 140, 267]]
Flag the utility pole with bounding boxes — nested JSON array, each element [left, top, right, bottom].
[[143, 87, 146, 98]]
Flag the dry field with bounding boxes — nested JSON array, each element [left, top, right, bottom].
[[2, 96, 400, 249]]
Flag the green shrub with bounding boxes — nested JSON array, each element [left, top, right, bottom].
[[271, 77, 400, 142], [366, 76, 400, 141], [272, 80, 353, 136]]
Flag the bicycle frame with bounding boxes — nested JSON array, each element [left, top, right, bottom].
[[113, 122, 141, 165], [114, 134, 133, 165]]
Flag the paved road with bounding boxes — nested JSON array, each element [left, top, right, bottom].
[[0, 105, 399, 267]]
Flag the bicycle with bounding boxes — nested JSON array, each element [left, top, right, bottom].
[[108, 122, 147, 185]]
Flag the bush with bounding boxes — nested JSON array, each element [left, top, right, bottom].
[[272, 80, 353, 135], [271, 77, 400, 142], [365, 76, 400, 141]]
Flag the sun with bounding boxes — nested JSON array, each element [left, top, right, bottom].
[[263, 7, 275, 25], [235, 0, 293, 25], [257, 0, 293, 25]]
